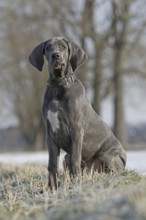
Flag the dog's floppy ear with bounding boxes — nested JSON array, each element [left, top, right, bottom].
[[68, 41, 88, 72], [29, 41, 47, 71]]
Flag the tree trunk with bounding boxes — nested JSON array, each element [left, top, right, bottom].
[[111, 0, 130, 146], [81, 0, 102, 114], [92, 48, 102, 114], [113, 48, 126, 146]]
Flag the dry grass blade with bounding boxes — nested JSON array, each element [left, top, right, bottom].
[[0, 163, 146, 220]]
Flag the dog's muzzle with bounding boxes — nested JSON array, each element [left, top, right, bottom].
[[50, 52, 65, 73]]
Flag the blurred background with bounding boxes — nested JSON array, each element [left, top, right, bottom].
[[0, 0, 146, 154]]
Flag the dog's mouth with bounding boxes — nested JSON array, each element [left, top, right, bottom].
[[50, 61, 66, 81], [50, 61, 65, 73], [55, 62, 65, 70], [53, 69, 63, 78], [51, 61, 65, 77]]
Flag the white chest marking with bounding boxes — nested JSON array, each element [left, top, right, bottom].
[[47, 110, 59, 133]]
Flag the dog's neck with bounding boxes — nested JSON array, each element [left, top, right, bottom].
[[48, 74, 76, 87], [57, 74, 76, 86]]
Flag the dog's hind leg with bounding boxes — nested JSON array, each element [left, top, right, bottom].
[[96, 148, 126, 173]]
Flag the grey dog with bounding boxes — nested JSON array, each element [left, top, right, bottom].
[[29, 37, 127, 190]]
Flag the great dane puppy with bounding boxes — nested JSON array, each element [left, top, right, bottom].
[[29, 37, 126, 190]]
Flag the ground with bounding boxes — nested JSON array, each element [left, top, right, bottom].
[[0, 163, 146, 220]]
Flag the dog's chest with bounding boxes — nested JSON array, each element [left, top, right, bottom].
[[46, 98, 69, 134], [46, 99, 71, 150], [47, 110, 60, 133]]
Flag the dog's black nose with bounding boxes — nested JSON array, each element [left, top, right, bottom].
[[52, 52, 60, 59]]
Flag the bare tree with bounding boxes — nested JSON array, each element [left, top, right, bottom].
[[0, 0, 82, 149], [83, 0, 146, 146], [110, 0, 146, 145], [110, 0, 130, 145]]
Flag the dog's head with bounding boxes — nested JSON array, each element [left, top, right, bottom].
[[29, 37, 87, 81]]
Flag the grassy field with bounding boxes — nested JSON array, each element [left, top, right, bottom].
[[0, 163, 146, 220]]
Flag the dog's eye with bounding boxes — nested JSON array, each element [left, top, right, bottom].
[[46, 44, 51, 51], [60, 44, 66, 50]]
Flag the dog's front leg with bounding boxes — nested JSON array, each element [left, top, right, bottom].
[[70, 128, 84, 177], [47, 139, 60, 190]]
